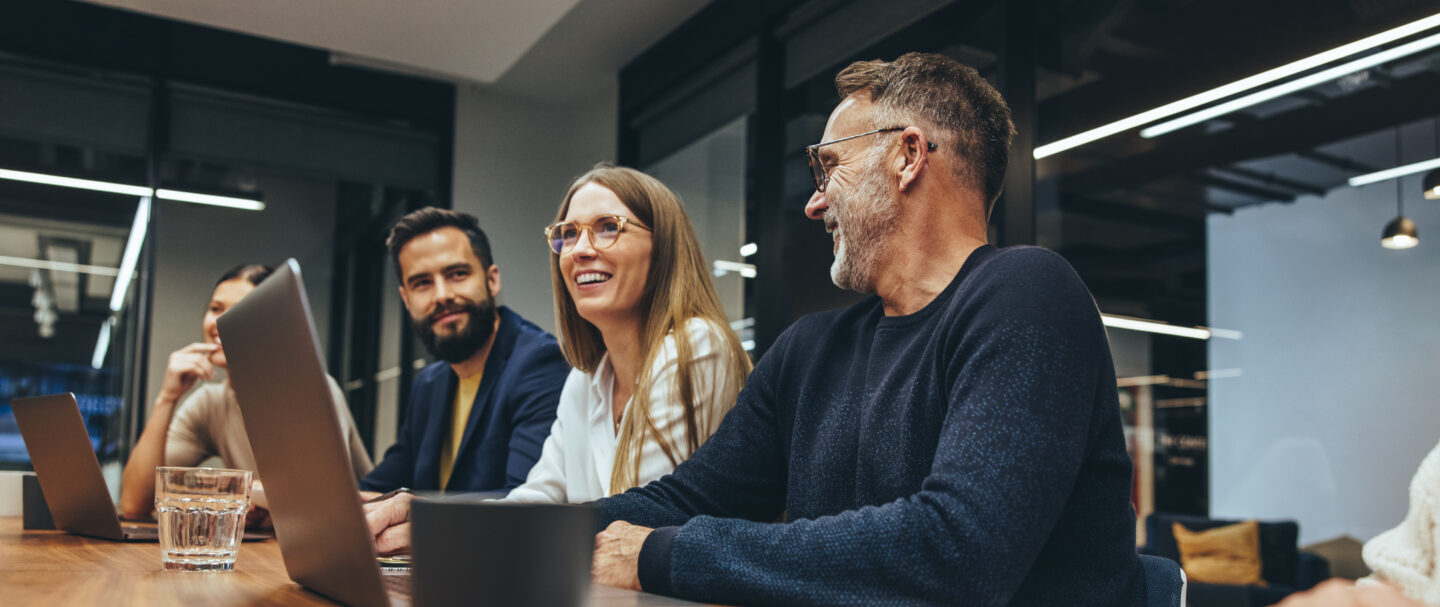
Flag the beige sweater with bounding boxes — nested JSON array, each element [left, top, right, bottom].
[[1362, 442, 1440, 605], [164, 379, 373, 480]]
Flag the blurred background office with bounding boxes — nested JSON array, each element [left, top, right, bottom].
[[1, 1, 1438, 601]]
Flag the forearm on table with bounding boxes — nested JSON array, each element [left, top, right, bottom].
[[119, 396, 179, 518], [601, 363, 787, 530], [644, 489, 1058, 606], [642, 388, 1091, 602], [599, 446, 786, 534]]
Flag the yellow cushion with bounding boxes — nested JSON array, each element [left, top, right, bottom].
[[1172, 520, 1268, 587]]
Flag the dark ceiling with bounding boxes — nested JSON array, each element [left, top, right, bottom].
[[628, 0, 1440, 359], [1015, 0, 1437, 324]]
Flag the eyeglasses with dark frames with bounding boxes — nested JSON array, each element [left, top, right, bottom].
[[543, 215, 650, 255], [804, 126, 938, 193]]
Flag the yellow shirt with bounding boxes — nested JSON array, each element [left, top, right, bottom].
[[438, 372, 483, 489]]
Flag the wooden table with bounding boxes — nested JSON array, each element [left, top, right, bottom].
[[0, 518, 700, 606]]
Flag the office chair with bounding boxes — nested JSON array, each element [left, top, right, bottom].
[[1140, 553, 1187, 607]]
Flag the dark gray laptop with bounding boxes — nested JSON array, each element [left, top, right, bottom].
[[10, 392, 160, 541], [219, 258, 407, 607], [411, 497, 597, 607]]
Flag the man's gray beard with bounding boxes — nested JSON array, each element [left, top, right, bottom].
[[827, 153, 898, 293]]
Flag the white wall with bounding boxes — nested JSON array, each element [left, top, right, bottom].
[[1208, 175, 1440, 545], [449, 84, 619, 334], [146, 172, 338, 410]]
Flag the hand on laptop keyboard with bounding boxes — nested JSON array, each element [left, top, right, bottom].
[[362, 490, 414, 555]]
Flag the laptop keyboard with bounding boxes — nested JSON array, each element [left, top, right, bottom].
[[381, 569, 413, 596]]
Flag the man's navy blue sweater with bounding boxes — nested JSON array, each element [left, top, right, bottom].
[[598, 245, 1144, 606]]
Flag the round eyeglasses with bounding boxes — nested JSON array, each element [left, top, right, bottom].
[[543, 215, 650, 254]]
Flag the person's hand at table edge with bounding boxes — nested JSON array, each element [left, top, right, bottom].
[[244, 505, 272, 530], [246, 480, 273, 530], [361, 490, 414, 555], [592, 520, 652, 591]]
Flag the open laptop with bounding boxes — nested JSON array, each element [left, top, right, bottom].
[[218, 258, 407, 607], [10, 392, 162, 541], [13, 392, 277, 543]]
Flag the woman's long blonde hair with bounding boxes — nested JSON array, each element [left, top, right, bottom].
[[550, 164, 752, 494]]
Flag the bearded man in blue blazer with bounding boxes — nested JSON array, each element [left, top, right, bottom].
[[360, 207, 569, 493]]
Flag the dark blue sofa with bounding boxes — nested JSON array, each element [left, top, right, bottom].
[[1140, 512, 1330, 607]]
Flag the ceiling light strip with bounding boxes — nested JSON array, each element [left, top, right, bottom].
[[91, 317, 113, 370], [1206, 327, 1245, 341], [1101, 314, 1212, 340], [0, 255, 121, 277], [108, 196, 151, 313], [1141, 31, 1440, 138], [155, 189, 265, 211], [0, 168, 152, 197], [0, 168, 264, 211], [1348, 156, 1440, 187], [1033, 11, 1440, 159], [1195, 368, 1243, 380]]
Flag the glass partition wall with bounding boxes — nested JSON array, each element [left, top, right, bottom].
[[0, 189, 138, 468], [0, 58, 154, 469], [0, 34, 451, 473], [645, 117, 753, 348]]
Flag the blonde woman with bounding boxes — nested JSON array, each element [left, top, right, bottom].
[[504, 164, 752, 503]]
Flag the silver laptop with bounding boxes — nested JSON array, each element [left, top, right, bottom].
[[10, 392, 161, 541], [218, 258, 407, 607]]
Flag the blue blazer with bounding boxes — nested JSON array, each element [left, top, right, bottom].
[[360, 306, 570, 492]]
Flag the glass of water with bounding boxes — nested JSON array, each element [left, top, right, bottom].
[[155, 467, 252, 571]]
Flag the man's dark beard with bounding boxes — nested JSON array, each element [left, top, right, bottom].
[[413, 297, 497, 363]]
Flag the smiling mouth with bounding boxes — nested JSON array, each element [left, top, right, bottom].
[[430, 309, 468, 327], [575, 271, 612, 285]]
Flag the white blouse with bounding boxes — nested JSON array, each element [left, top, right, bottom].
[[504, 318, 740, 504]]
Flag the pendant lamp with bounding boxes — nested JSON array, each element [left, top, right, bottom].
[[1383, 127, 1418, 249]]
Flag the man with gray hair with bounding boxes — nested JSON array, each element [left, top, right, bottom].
[[592, 52, 1143, 605], [366, 53, 1145, 605]]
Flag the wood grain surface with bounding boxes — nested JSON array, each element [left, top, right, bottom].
[[0, 518, 704, 606]]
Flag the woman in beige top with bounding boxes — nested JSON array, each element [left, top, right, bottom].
[[119, 264, 372, 519]]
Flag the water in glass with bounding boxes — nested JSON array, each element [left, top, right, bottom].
[[155, 467, 251, 571]]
